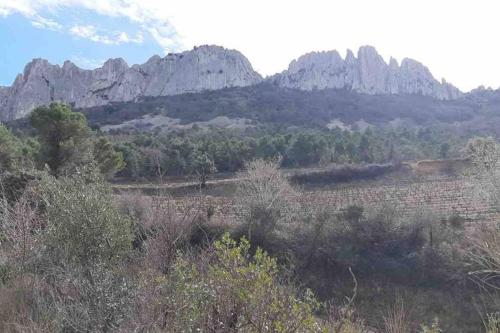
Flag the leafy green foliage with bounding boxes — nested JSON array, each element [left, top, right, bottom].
[[29, 103, 125, 178], [164, 233, 323, 332], [192, 152, 216, 187], [113, 126, 464, 180], [30, 102, 91, 174], [37, 168, 133, 266], [53, 262, 133, 332], [93, 137, 125, 177], [0, 123, 22, 173]]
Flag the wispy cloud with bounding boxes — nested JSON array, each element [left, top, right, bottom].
[[147, 25, 178, 49], [70, 24, 143, 45], [0, 1, 35, 17], [117, 31, 143, 44], [0, 0, 181, 50], [31, 15, 62, 30]]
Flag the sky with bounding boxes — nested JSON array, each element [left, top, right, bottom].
[[0, 0, 499, 92]]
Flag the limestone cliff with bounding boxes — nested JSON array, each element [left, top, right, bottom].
[[271, 46, 461, 100], [0, 45, 262, 120], [0, 45, 465, 121]]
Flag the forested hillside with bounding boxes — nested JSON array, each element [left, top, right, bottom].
[[77, 84, 495, 127]]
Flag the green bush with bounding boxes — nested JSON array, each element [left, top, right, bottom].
[[291, 204, 466, 286], [52, 262, 133, 332], [37, 168, 133, 266], [162, 233, 323, 332], [0, 123, 22, 173]]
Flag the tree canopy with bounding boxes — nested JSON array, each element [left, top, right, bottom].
[[31, 103, 90, 174], [30, 102, 124, 177]]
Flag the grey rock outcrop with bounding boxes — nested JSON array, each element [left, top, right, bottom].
[[0, 45, 262, 120], [271, 46, 462, 100], [0, 44, 465, 121]]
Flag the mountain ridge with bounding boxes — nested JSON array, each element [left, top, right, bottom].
[[0, 45, 262, 120], [0, 45, 465, 120], [270, 46, 461, 100]]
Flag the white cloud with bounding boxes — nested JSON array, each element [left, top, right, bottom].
[[0, 1, 61, 30], [70, 24, 142, 45], [117, 31, 143, 44], [70, 25, 110, 43], [0, 0, 181, 50], [0, 0, 154, 46], [0, 0, 36, 17], [31, 15, 62, 30]]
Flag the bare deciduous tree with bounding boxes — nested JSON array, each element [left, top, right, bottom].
[[236, 158, 297, 241]]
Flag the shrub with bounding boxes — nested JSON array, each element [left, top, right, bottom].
[[0, 276, 58, 333], [37, 168, 133, 267], [161, 233, 324, 332], [139, 196, 200, 273], [466, 137, 500, 211], [465, 137, 500, 289], [291, 203, 468, 287], [0, 168, 137, 331], [0, 183, 43, 274], [468, 224, 500, 290], [236, 159, 297, 242], [93, 137, 125, 178], [0, 124, 22, 173], [0, 172, 37, 204], [51, 262, 134, 332], [301, 205, 425, 276]]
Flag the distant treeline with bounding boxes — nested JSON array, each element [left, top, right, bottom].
[[113, 126, 464, 179]]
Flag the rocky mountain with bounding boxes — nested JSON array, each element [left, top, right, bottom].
[[0, 45, 262, 120], [0, 45, 466, 121], [270, 46, 462, 100]]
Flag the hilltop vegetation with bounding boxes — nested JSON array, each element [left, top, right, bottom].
[[75, 84, 500, 134]]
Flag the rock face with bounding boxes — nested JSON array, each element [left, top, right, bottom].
[[0, 45, 262, 120], [0, 44, 464, 120], [271, 46, 462, 100]]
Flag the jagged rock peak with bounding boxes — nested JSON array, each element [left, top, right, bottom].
[[272, 45, 462, 100], [0, 45, 263, 120], [102, 58, 129, 69]]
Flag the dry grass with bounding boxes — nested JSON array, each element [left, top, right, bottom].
[[468, 225, 500, 291], [383, 299, 412, 333]]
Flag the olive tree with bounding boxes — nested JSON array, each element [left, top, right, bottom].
[[37, 168, 133, 266]]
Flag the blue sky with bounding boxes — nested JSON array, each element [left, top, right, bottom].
[[1, 0, 500, 91], [0, 8, 166, 86]]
